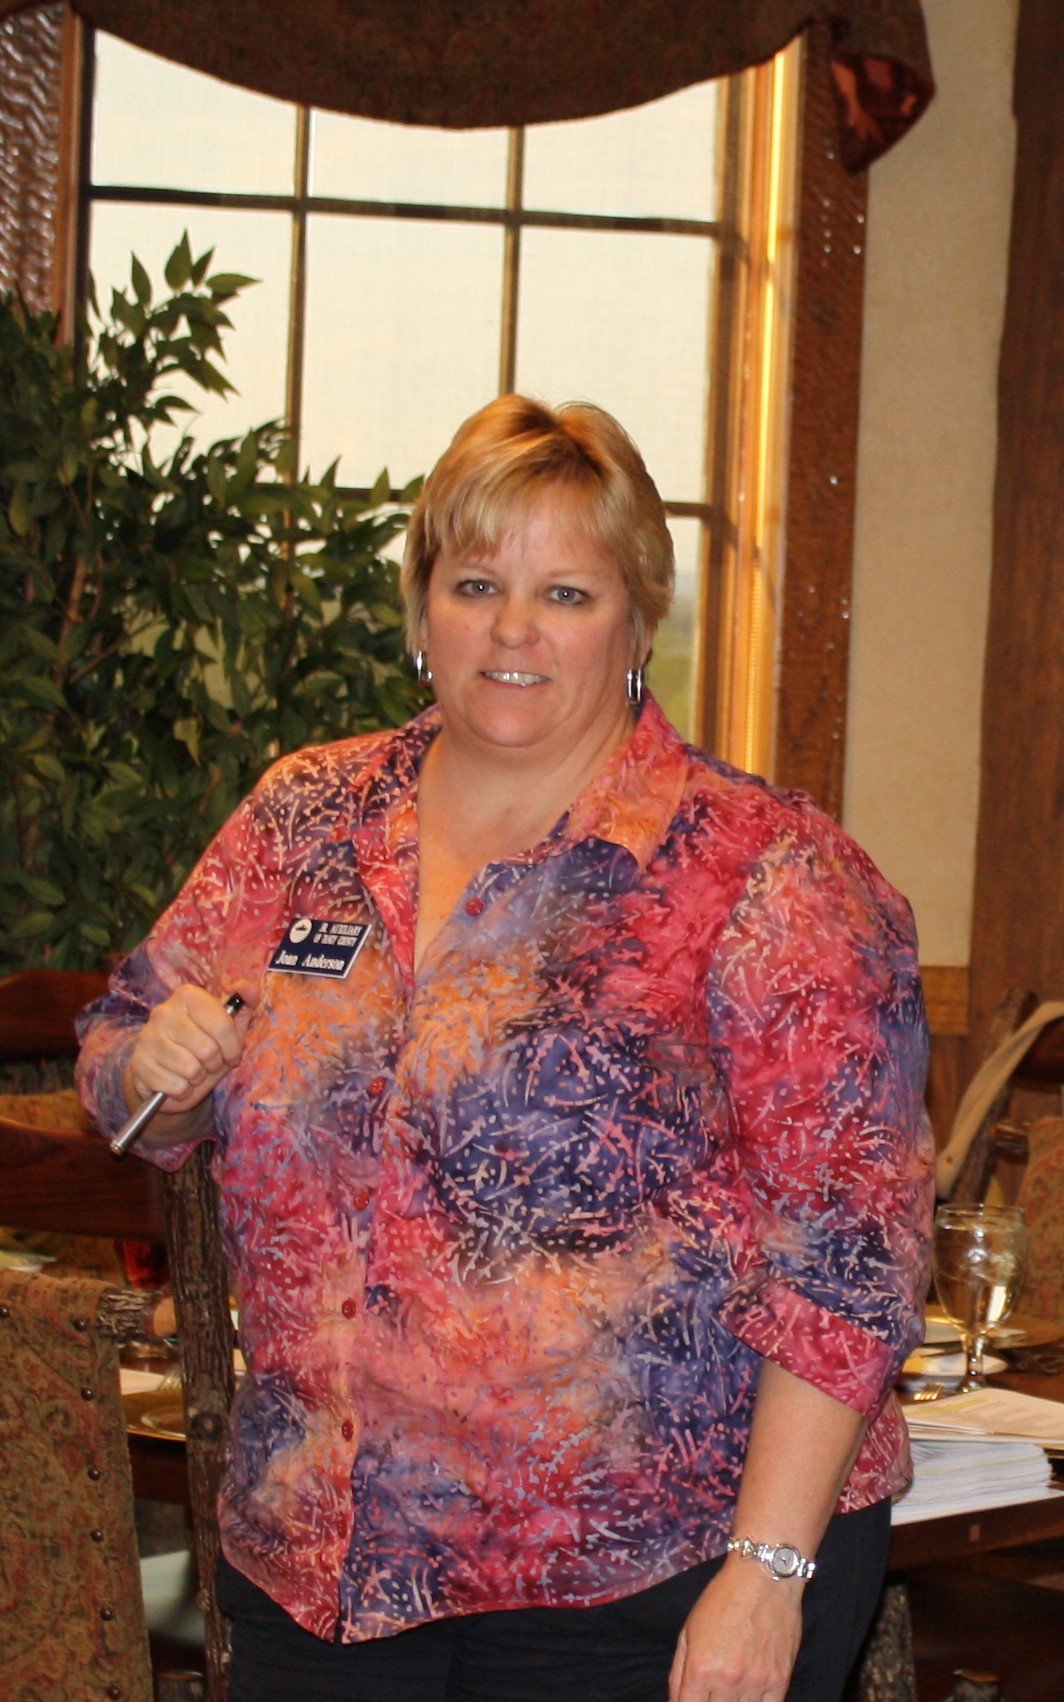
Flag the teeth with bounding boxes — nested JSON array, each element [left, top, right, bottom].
[[483, 671, 545, 685]]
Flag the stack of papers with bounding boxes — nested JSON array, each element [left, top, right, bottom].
[[894, 1437, 1054, 1523], [894, 1388, 1064, 1524]]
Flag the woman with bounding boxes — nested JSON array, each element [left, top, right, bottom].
[[77, 395, 933, 1701]]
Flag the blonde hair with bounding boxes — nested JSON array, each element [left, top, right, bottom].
[[401, 395, 674, 660]]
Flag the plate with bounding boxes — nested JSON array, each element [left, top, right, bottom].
[[903, 1346, 1007, 1380], [0, 1247, 55, 1270], [923, 1307, 1063, 1350], [124, 1389, 186, 1442]]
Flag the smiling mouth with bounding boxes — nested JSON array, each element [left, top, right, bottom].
[[482, 671, 548, 686]]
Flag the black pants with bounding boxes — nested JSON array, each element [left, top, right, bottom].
[[219, 1500, 890, 1702]]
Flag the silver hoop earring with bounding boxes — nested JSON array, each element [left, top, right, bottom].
[[626, 665, 644, 706], [415, 649, 433, 685]]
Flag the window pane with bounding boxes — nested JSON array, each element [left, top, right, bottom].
[[312, 112, 507, 208], [515, 229, 711, 500], [301, 217, 503, 488], [92, 37, 296, 194], [88, 204, 291, 453], [523, 85, 719, 221], [648, 518, 701, 739]]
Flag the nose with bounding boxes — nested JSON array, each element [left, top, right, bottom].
[[490, 591, 537, 647]]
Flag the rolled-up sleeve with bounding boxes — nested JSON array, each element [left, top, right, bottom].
[[75, 786, 268, 1168], [709, 813, 935, 1415]]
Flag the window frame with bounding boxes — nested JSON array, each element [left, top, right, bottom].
[[66, 25, 821, 784]]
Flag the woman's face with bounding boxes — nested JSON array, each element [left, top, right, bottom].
[[422, 494, 638, 770]]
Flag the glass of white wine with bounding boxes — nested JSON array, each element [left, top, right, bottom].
[[933, 1204, 1028, 1392]]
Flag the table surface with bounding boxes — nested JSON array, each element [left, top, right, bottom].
[[889, 1361, 1064, 1567]]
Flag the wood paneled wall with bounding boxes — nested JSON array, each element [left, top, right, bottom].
[[922, 964, 968, 1144], [967, 0, 1064, 1062]]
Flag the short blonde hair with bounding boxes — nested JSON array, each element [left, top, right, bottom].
[[401, 395, 674, 661]]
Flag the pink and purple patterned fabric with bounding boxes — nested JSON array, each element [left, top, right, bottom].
[[77, 695, 934, 1642]]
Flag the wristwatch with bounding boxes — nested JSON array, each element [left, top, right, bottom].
[[726, 1537, 817, 1581]]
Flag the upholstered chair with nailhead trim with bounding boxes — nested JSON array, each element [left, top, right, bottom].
[[0, 1268, 167, 1701]]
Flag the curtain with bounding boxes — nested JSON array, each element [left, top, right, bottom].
[[0, 2, 64, 310], [0, 1, 932, 169]]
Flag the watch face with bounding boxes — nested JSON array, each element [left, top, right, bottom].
[[770, 1545, 801, 1578]]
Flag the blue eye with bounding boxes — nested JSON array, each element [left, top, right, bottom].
[[549, 585, 587, 604], [455, 578, 496, 597]]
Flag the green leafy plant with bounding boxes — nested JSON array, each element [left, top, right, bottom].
[[0, 235, 424, 971]]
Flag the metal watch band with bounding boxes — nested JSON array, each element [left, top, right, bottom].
[[726, 1537, 817, 1581]]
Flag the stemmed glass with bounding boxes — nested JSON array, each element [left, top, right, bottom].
[[933, 1204, 1028, 1393]]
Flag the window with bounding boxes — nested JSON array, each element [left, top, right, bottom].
[[84, 34, 798, 766]]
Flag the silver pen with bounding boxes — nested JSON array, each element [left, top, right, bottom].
[[110, 992, 244, 1158]]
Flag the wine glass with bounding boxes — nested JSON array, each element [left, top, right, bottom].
[[933, 1204, 1028, 1392]]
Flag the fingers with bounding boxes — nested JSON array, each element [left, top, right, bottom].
[[668, 1624, 687, 1702], [126, 984, 247, 1114], [669, 1566, 800, 1702]]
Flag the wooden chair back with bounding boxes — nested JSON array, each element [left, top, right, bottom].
[[0, 1117, 166, 1239], [0, 967, 109, 1060], [994, 1114, 1064, 1318], [950, 991, 1064, 1204], [0, 966, 166, 1241]]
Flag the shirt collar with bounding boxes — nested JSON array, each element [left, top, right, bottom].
[[349, 691, 688, 872], [556, 693, 689, 870]]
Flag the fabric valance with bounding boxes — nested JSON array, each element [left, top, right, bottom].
[[0, 0, 933, 169]]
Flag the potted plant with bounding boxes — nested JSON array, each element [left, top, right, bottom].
[[0, 235, 424, 973]]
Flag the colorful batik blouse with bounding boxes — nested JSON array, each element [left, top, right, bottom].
[[76, 696, 934, 1642]]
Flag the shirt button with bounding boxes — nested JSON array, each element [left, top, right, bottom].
[[341, 1299, 358, 1319], [351, 1187, 372, 1211], [368, 1076, 386, 1096], [465, 896, 484, 916], [341, 1419, 354, 1441]]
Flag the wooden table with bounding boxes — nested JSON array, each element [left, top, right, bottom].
[[890, 1362, 1064, 1567], [853, 1361, 1064, 1697]]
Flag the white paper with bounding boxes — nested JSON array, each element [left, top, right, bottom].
[[893, 1481, 1064, 1524], [893, 1431, 1057, 1523], [903, 1388, 1064, 1446]]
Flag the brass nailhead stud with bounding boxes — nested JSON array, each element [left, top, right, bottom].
[[87, 1465, 101, 1482], [81, 1386, 96, 1401], [90, 1528, 104, 1543]]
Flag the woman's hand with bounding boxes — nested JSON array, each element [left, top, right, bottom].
[[122, 984, 250, 1134], [669, 1360, 867, 1700], [669, 1556, 803, 1702]]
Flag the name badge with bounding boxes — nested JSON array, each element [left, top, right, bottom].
[[268, 917, 371, 980]]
